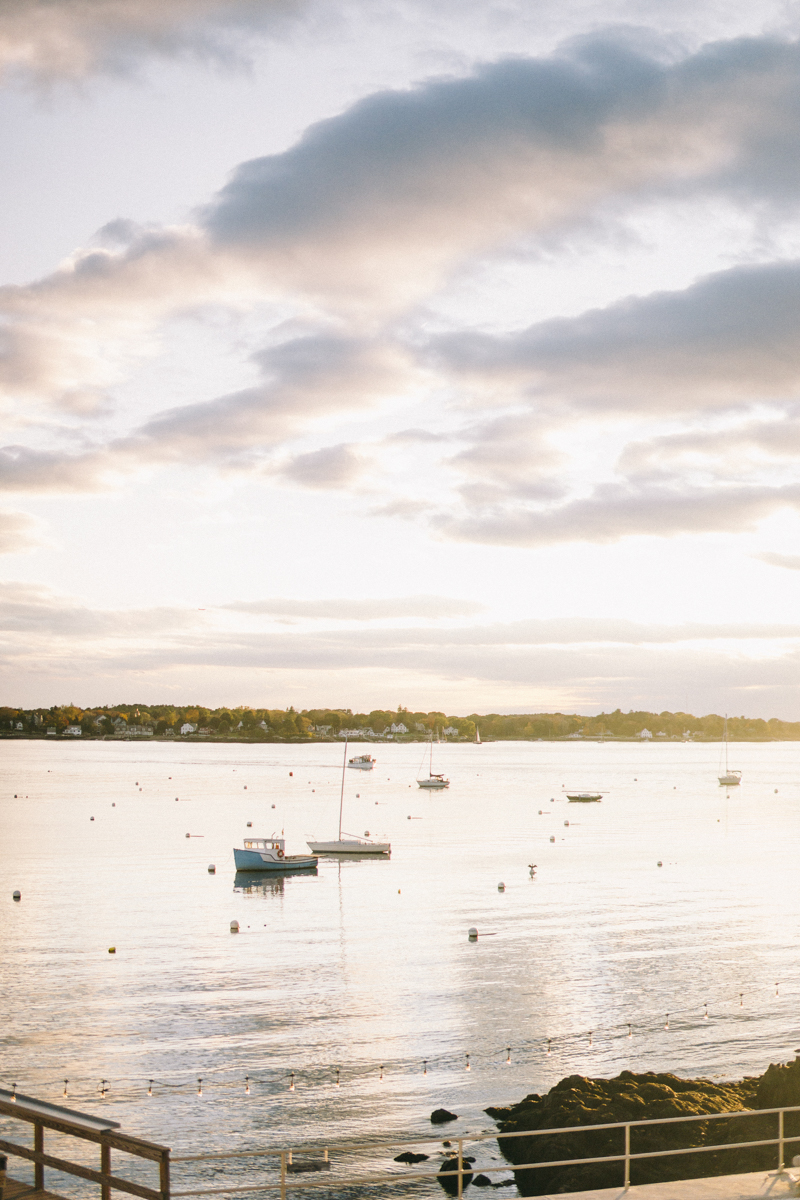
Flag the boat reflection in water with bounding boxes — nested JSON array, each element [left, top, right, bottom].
[[234, 867, 317, 895]]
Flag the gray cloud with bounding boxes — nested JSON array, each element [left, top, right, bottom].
[[279, 442, 368, 489], [433, 259, 800, 412], [433, 481, 800, 546], [0, 581, 198, 635]]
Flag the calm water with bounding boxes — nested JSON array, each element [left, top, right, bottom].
[[2, 739, 800, 1194]]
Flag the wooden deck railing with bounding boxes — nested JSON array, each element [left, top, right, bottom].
[[0, 1090, 169, 1200]]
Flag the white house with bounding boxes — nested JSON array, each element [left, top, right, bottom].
[[181, 722, 197, 735], [65, 725, 82, 736], [638, 728, 653, 739], [390, 722, 408, 734], [442, 725, 459, 736]]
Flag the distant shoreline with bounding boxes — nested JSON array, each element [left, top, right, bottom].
[[0, 732, 791, 744]]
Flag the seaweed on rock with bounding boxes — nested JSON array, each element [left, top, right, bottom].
[[486, 1061, 800, 1196]]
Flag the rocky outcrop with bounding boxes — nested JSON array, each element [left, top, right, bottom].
[[431, 1108, 459, 1124], [486, 1062, 800, 1196]]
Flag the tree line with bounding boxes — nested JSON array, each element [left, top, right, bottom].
[[0, 704, 797, 740]]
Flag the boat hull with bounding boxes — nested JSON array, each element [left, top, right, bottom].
[[233, 847, 318, 870], [566, 793, 602, 802], [417, 779, 449, 789], [718, 773, 741, 785], [347, 762, 374, 770], [306, 840, 390, 856]]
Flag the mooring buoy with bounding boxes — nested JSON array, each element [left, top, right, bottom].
[[230, 920, 239, 933]]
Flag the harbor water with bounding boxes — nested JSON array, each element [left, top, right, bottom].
[[2, 738, 800, 1194]]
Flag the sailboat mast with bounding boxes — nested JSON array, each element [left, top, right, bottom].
[[338, 737, 348, 840]]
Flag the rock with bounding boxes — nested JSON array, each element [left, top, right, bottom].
[[394, 1152, 429, 1164], [472, 1174, 492, 1187], [486, 1065, 794, 1196], [431, 1108, 459, 1124], [437, 1157, 474, 1195]]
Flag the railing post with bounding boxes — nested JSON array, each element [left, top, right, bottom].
[[34, 1120, 44, 1192], [624, 1124, 631, 1193], [457, 1138, 464, 1200], [778, 1108, 785, 1171], [160, 1150, 171, 1200], [101, 1136, 111, 1200], [280, 1150, 287, 1200]]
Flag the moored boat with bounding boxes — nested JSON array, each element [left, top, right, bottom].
[[565, 791, 603, 802], [307, 740, 391, 856], [347, 754, 375, 770], [718, 716, 741, 785], [417, 732, 449, 789], [233, 836, 318, 871]]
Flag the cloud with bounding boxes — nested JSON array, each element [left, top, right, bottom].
[[224, 595, 487, 619], [0, 580, 197, 635], [0, 511, 39, 554], [279, 442, 369, 489], [433, 259, 800, 413], [754, 551, 800, 570], [433, 481, 800, 546], [0, 0, 308, 80]]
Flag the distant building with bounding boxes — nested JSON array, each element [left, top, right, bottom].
[[414, 722, 427, 733], [46, 727, 56, 736], [566, 732, 583, 739], [390, 722, 408, 734], [442, 725, 459, 736], [638, 728, 653, 739], [65, 725, 82, 736], [656, 731, 667, 737], [181, 723, 197, 735]]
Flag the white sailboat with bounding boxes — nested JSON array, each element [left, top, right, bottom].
[[307, 740, 391, 855], [417, 732, 450, 789], [475, 726, 481, 745], [718, 715, 742, 786]]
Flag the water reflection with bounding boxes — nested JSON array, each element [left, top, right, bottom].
[[234, 867, 317, 894]]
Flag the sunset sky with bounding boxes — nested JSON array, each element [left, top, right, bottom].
[[4, 0, 800, 715]]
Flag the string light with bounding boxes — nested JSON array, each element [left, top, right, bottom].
[[546, 1039, 551, 1055], [335, 1068, 340, 1088], [704, 1003, 708, 1020], [505, 1048, 511, 1064], [289, 1073, 295, 1091], [776, 982, 780, 997], [423, 1060, 427, 1076], [63, 1080, 68, 1098], [465, 1054, 470, 1071], [664, 1014, 670, 1030], [197, 1078, 202, 1097], [245, 1076, 250, 1095], [588, 1032, 593, 1048], [740, 994, 744, 1007], [627, 1024, 632, 1039], [99, 1080, 107, 1097], [10, 1084, 16, 1102], [147, 1081, 153, 1097], [379, 1065, 384, 1081]]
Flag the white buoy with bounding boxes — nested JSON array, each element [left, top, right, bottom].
[[564, 820, 569, 826], [364, 830, 369, 837], [112, 803, 115, 807], [230, 920, 239, 933], [468, 927, 478, 940], [498, 882, 505, 891], [246, 821, 252, 827], [271, 804, 276, 809], [208, 865, 216, 874], [549, 835, 555, 842], [657, 860, 663, 867], [90, 816, 94, 821], [185, 832, 191, 838], [775, 789, 779, 793], [12, 890, 20, 900]]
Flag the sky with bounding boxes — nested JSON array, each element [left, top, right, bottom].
[[5, 1, 800, 715]]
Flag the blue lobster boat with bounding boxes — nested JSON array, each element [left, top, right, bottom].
[[233, 836, 318, 872]]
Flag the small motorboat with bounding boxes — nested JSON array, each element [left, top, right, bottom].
[[233, 836, 318, 871], [347, 754, 375, 770], [565, 791, 603, 802]]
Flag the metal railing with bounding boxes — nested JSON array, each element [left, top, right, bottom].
[[0, 1089, 170, 1200], [171, 1104, 800, 1199]]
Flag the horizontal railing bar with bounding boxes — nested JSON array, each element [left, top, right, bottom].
[[0, 1135, 163, 1200], [172, 1104, 800, 1162], [0, 1098, 169, 1160]]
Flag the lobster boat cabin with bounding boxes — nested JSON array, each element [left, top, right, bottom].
[[233, 836, 318, 872]]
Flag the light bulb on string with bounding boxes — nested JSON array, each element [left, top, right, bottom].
[[776, 982, 780, 997], [197, 1078, 203, 1097], [505, 1048, 511, 1064], [627, 1024, 632, 1039], [588, 1032, 593, 1048], [379, 1065, 384, 1081], [546, 1039, 551, 1056], [740, 994, 744, 1008], [147, 1081, 153, 1097], [245, 1076, 250, 1095], [289, 1073, 295, 1092], [335, 1068, 340, 1088], [664, 1014, 670, 1030], [63, 1080, 68, 1098], [703, 1003, 708, 1020], [423, 1060, 427, 1076], [100, 1080, 107, 1098], [465, 1054, 470, 1071], [10, 1084, 15, 1102]]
